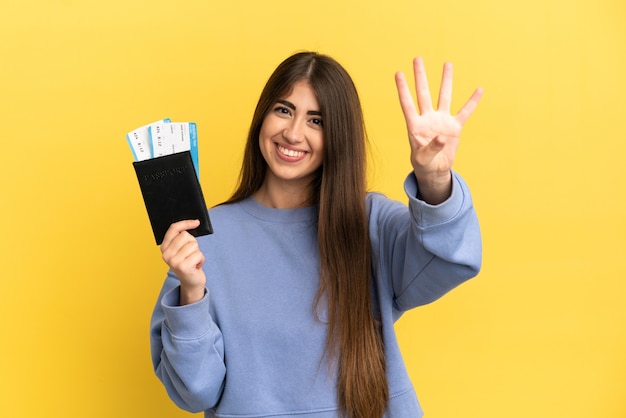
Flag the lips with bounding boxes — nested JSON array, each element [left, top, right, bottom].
[[276, 144, 306, 159]]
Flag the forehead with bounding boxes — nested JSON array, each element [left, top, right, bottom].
[[279, 81, 319, 106]]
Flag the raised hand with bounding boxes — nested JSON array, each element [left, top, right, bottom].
[[395, 57, 482, 204]]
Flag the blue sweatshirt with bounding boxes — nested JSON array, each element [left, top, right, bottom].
[[150, 172, 481, 418]]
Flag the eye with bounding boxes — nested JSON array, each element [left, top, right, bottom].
[[273, 105, 291, 116], [310, 117, 324, 127]]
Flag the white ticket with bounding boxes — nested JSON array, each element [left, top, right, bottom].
[[127, 118, 199, 178], [126, 119, 171, 162], [127, 119, 199, 173]]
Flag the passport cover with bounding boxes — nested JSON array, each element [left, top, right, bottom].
[[133, 151, 213, 245]]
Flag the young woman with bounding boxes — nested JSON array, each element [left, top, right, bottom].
[[150, 51, 483, 418]]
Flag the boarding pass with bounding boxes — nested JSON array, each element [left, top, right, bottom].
[[126, 119, 199, 178]]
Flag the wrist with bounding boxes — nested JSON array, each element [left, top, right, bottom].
[[179, 284, 206, 306], [415, 171, 452, 205]]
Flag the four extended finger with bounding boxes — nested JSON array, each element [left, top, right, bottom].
[[455, 87, 483, 126], [395, 71, 419, 127], [437, 62, 453, 112], [413, 57, 433, 114]]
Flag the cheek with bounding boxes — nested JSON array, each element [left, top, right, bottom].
[[314, 133, 325, 155], [257, 127, 270, 163], [260, 113, 282, 133], [258, 120, 274, 147], [258, 119, 269, 140], [311, 135, 325, 168]]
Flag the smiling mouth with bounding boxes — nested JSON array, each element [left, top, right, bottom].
[[277, 144, 306, 158]]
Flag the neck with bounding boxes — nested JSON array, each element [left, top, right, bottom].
[[253, 175, 313, 209]]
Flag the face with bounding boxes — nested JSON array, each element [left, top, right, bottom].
[[258, 81, 324, 190]]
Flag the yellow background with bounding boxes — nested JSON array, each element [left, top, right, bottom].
[[1, 0, 624, 417]]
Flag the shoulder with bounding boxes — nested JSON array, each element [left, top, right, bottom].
[[208, 200, 248, 222]]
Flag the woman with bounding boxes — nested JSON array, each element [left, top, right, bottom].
[[150, 51, 483, 418]]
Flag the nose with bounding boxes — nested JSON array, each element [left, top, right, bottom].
[[283, 118, 304, 143]]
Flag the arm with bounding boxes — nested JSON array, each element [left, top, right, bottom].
[[150, 277, 226, 412], [401, 171, 481, 309], [149, 221, 226, 412], [370, 57, 482, 312], [369, 172, 481, 312]]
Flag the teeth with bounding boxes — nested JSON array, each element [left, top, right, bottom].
[[278, 145, 305, 158]]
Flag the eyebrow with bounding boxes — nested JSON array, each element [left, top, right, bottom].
[[277, 99, 322, 116]]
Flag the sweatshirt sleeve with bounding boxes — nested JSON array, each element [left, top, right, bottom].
[[369, 171, 482, 313], [150, 271, 226, 413]]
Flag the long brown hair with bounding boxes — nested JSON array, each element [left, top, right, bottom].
[[224, 51, 388, 417]]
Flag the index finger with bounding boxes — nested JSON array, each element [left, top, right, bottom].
[[161, 219, 201, 250], [395, 71, 419, 126]]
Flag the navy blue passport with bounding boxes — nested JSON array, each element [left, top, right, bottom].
[[133, 151, 213, 245]]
